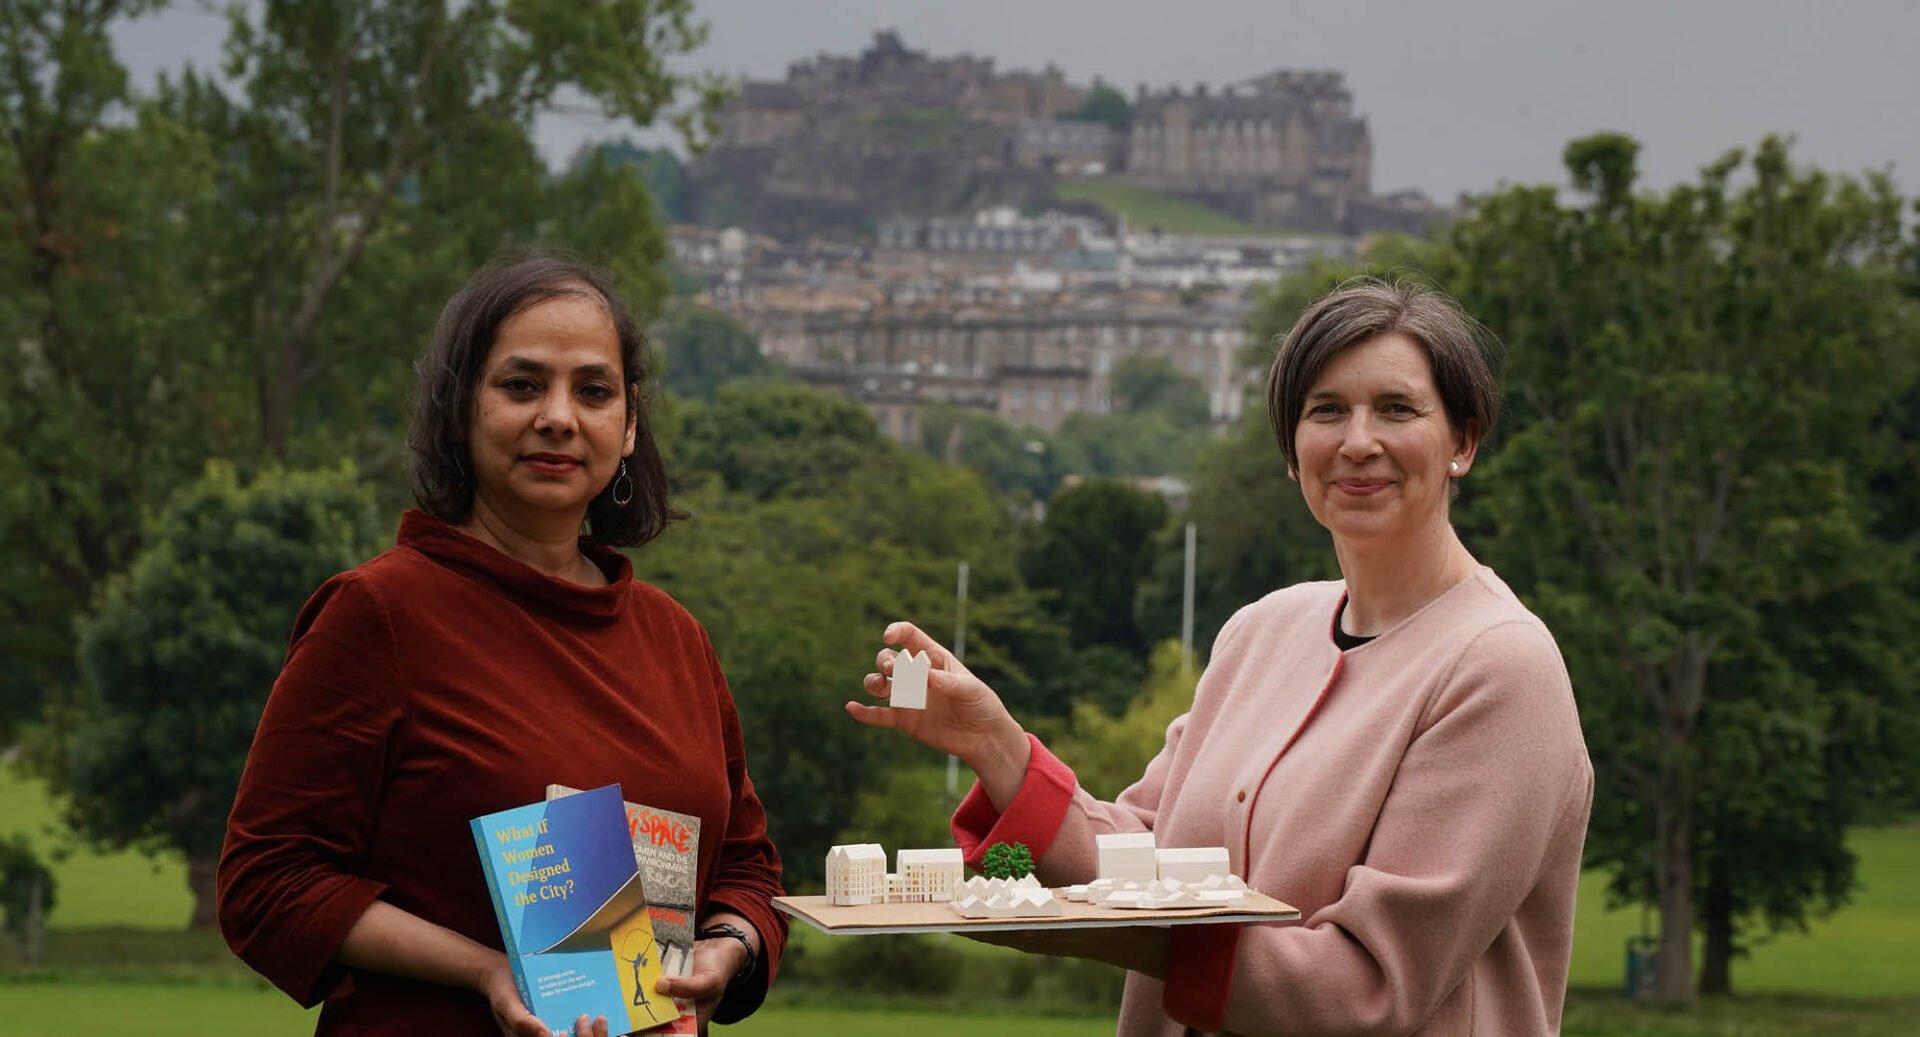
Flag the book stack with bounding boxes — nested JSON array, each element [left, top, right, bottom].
[[471, 783, 697, 1037]]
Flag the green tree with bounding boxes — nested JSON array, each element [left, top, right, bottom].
[[674, 383, 887, 500], [0, 834, 56, 958], [1137, 409, 1337, 656], [166, 0, 721, 458], [640, 394, 1051, 889], [60, 462, 382, 929], [653, 302, 778, 400], [0, 1, 227, 737], [1063, 82, 1130, 132], [1054, 410, 1203, 478], [592, 138, 688, 223], [1448, 134, 1919, 1001], [1107, 353, 1211, 428], [981, 841, 1035, 880], [1022, 479, 1168, 655], [916, 406, 1072, 502], [1052, 641, 1198, 800]]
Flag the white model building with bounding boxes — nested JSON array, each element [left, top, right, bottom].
[[1065, 873, 1250, 910], [1095, 832, 1158, 881], [825, 843, 888, 905], [1156, 846, 1231, 884], [890, 847, 965, 902], [889, 649, 931, 709], [949, 875, 1063, 919]]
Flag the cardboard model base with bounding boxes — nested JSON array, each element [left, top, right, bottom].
[[773, 890, 1299, 935]]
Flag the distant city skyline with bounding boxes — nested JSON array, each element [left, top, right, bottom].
[[118, 0, 1918, 202]]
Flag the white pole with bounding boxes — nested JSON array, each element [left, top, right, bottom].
[[947, 561, 969, 794], [1181, 522, 1197, 674]]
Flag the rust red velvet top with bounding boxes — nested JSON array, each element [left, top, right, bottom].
[[218, 510, 786, 1034]]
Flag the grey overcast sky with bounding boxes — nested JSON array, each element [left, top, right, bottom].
[[116, 0, 1917, 201]]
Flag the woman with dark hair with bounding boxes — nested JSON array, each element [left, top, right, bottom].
[[219, 255, 785, 1036], [851, 279, 1592, 1036]]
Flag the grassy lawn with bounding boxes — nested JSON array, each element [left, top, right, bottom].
[[1, 980, 1914, 1036], [1566, 826, 1920, 997], [1053, 178, 1261, 236], [0, 767, 191, 929]]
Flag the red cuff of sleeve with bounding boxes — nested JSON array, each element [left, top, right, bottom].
[[949, 733, 1077, 870], [1163, 923, 1241, 1032]]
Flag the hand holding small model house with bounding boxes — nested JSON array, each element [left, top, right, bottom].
[[887, 648, 931, 709]]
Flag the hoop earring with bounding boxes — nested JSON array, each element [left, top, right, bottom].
[[612, 459, 634, 506]]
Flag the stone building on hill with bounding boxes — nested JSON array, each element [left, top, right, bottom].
[[1125, 71, 1374, 230], [690, 31, 1436, 240], [730, 286, 1254, 443]]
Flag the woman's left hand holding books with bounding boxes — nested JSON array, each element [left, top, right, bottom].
[[655, 917, 757, 1029]]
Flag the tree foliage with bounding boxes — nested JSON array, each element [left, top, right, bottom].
[[1022, 479, 1167, 655], [1051, 641, 1198, 800], [653, 302, 779, 401], [61, 462, 382, 929], [0, 0, 222, 738], [0, 834, 56, 946], [1444, 134, 1920, 1000], [1107, 353, 1210, 427], [981, 841, 1035, 880], [638, 384, 1056, 889], [1063, 83, 1129, 132], [1, 1, 717, 740]]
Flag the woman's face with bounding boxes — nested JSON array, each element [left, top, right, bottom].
[[1291, 332, 1474, 547], [466, 292, 635, 529]]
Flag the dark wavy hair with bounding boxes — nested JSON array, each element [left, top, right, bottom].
[[407, 254, 680, 548]]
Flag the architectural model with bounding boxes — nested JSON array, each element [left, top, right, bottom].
[[1155, 846, 1231, 884], [889, 649, 931, 709], [1094, 832, 1158, 881], [893, 848, 965, 902], [825, 843, 887, 905], [1063, 874, 1250, 910], [824, 843, 964, 904], [823, 840, 1251, 917], [949, 875, 1063, 919]]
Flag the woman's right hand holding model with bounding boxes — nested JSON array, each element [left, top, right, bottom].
[[846, 621, 1032, 808]]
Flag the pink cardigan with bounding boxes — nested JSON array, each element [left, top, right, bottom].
[[954, 568, 1592, 1036]]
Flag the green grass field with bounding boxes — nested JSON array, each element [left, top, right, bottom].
[[1052, 179, 1262, 236], [4, 766, 1916, 1032], [1565, 826, 1920, 997], [0, 767, 191, 928]]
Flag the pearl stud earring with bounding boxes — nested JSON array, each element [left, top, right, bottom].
[[1449, 462, 1460, 473]]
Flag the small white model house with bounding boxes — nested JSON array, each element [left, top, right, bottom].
[[949, 876, 1064, 919], [1065, 874, 1249, 910], [891, 848, 965, 902], [825, 843, 887, 905], [1156, 846, 1231, 884], [889, 649, 932, 710], [1095, 832, 1158, 881]]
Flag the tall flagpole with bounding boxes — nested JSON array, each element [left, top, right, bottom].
[[946, 560, 968, 794]]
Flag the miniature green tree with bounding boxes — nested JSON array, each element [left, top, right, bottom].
[[981, 841, 1035, 880]]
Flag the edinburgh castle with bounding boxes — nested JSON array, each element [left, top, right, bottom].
[[687, 32, 1435, 239]]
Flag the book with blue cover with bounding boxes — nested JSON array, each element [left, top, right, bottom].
[[471, 783, 672, 1036]]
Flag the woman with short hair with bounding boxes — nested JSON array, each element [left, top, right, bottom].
[[852, 278, 1592, 1036]]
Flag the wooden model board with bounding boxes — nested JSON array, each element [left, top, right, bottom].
[[773, 891, 1299, 936]]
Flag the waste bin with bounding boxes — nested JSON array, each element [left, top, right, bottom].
[[1623, 935, 1659, 998]]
